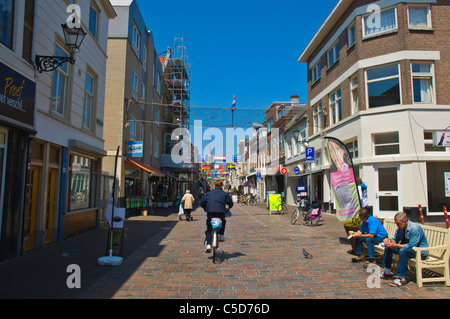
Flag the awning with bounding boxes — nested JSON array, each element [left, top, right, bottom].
[[127, 158, 165, 177]]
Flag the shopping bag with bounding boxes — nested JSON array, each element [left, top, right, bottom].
[[178, 204, 184, 216]]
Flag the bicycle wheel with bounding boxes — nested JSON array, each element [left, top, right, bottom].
[[249, 198, 256, 206], [310, 214, 321, 226], [278, 204, 287, 215], [291, 209, 299, 225], [212, 230, 218, 263]]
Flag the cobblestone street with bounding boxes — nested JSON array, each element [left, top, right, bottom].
[[79, 204, 450, 300]]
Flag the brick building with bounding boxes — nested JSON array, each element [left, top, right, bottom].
[[299, 0, 450, 218]]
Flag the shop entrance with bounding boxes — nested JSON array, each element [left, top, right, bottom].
[[24, 166, 40, 251]]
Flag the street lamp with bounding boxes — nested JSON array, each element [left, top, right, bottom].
[[35, 23, 87, 73]]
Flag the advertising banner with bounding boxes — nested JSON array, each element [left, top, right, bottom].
[[326, 137, 361, 222]]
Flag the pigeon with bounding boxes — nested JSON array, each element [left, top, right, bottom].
[[303, 248, 313, 259]]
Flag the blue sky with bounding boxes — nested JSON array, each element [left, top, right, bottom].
[[136, 0, 339, 159]]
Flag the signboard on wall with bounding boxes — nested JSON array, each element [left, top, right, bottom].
[[0, 62, 36, 128], [127, 141, 143, 157], [434, 132, 450, 147]]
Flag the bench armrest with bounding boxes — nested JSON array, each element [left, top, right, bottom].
[[413, 245, 448, 252]]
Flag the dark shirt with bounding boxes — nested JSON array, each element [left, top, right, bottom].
[[199, 188, 233, 213]]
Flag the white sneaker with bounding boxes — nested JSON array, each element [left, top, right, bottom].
[[219, 235, 225, 242], [205, 245, 211, 253]]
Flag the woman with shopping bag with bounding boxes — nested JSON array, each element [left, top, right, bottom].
[[181, 190, 195, 221]]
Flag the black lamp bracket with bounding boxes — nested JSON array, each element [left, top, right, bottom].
[[35, 55, 75, 73]]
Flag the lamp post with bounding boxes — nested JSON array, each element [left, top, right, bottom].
[[35, 23, 87, 73]]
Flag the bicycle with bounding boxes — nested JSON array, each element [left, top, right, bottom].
[[291, 199, 310, 225], [238, 195, 248, 206], [248, 194, 259, 206], [277, 195, 288, 215]]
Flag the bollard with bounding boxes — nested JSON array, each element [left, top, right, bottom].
[[418, 205, 425, 224], [444, 206, 450, 229]]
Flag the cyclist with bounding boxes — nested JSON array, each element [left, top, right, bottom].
[[199, 180, 234, 253]]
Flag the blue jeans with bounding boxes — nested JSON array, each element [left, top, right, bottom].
[[382, 247, 422, 278], [355, 237, 385, 259]]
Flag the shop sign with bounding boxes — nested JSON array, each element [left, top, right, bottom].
[[445, 172, 450, 198], [434, 132, 450, 147], [0, 62, 36, 127], [127, 141, 143, 157]]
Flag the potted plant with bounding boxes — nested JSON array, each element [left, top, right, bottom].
[[344, 214, 362, 254]]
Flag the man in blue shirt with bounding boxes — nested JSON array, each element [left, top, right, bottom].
[[351, 208, 388, 266], [380, 212, 428, 286]]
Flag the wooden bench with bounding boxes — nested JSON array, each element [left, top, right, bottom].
[[374, 219, 450, 287]]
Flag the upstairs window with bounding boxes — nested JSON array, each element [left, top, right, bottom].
[[327, 41, 340, 68], [313, 102, 323, 134], [412, 62, 434, 104], [132, 23, 141, 58], [363, 7, 397, 38], [348, 22, 356, 48], [0, 0, 14, 49], [89, 3, 99, 39], [408, 5, 432, 29], [366, 64, 401, 108], [311, 62, 321, 84], [329, 88, 342, 125]]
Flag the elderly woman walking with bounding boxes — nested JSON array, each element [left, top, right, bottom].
[[181, 190, 195, 221]]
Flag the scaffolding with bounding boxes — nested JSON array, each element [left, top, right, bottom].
[[165, 38, 191, 130]]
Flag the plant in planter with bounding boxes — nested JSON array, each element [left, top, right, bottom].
[[344, 214, 362, 254]]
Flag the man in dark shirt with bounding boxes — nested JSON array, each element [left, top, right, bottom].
[[200, 181, 234, 253]]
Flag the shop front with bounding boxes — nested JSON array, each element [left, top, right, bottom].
[[0, 61, 36, 261]]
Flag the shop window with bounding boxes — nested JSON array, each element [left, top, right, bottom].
[[69, 154, 98, 211], [426, 162, 450, 213]]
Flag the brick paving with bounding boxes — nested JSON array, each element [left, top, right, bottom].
[[80, 204, 450, 299]]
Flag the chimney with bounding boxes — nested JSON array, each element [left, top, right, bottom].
[[290, 94, 300, 105]]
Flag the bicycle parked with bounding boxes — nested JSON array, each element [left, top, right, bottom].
[[291, 199, 322, 226], [277, 194, 288, 215]]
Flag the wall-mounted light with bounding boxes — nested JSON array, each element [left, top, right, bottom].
[[35, 23, 87, 73]]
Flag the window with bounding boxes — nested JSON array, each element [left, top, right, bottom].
[[131, 71, 138, 100], [88, 4, 99, 39], [345, 140, 359, 159], [51, 45, 69, 117], [350, 75, 359, 114], [363, 7, 397, 38], [69, 154, 98, 211], [130, 115, 136, 141], [373, 132, 399, 156], [132, 23, 140, 58], [83, 72, 96, 130], [311, 62, 321, 84], [412, 63, 434, 104], [366, 64, 400, 108], [313, 102, 323, 134], [408, 5, 431, 29], [327, 41, 340, 67], [329, 88, 342, 125], [0, 0, 14, 48], [348, 22, 356, 48], [424, 131, 449, 153], [143, 44, 147, 70], [155, 106, 160, 127], [139, 123, 144, 141], [154, 139, 159, 159]]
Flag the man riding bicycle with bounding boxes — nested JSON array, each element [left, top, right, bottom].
[[199, 180, 234, 253]]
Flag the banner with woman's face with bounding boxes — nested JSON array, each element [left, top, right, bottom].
[[326, 137, 361, 222]]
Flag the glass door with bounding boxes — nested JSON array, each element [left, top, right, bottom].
[[374, 165, 400, 218]]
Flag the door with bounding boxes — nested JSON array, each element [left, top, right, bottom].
[[374, 166, 400, 218], [45, 168, 58, 244], [24, 166, 40, 251]]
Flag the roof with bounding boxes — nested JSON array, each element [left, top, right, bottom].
[[298, 0, 353, 63]]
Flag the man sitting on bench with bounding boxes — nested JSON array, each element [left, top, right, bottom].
[[380, 212, 429, 287]]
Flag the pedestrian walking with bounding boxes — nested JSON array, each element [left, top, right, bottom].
[[181, 190, 195, 221]]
